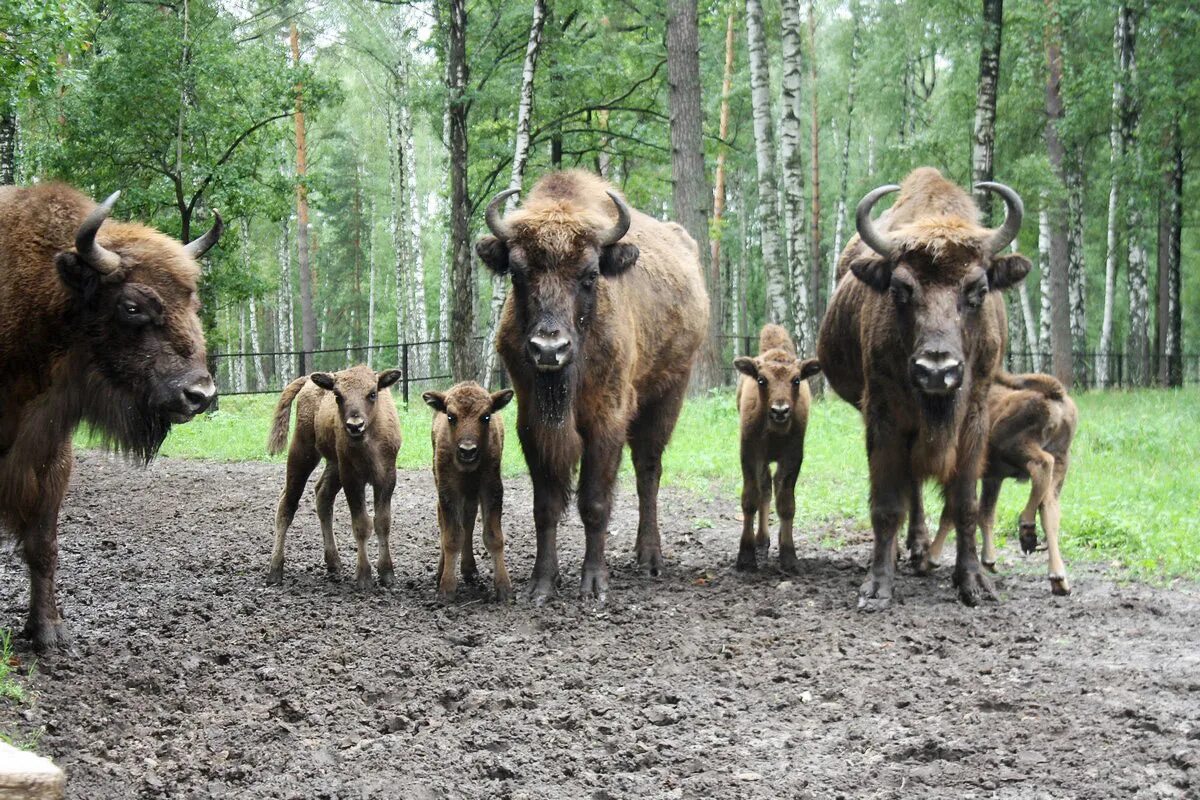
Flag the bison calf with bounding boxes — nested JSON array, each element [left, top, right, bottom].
[[928, 372, 1078, 595], [266, 365, 402, 589], [423, 383, 514, 603], [733, 324, 822, 573]]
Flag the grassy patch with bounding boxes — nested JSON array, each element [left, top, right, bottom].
[[79, 387, 1200, 579]]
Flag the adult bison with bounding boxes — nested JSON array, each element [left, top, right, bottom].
[[817, 167, 1030, 609], [476, 170, 708, 603], [0, 184, 220, 650]]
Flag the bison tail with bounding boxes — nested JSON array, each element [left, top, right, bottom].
[[267, 376, 308, 455], [995, 371, 1066, 402]]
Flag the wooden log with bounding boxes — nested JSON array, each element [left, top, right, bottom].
[[0, 742, 64, 800]]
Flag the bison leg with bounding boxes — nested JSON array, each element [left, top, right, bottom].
[[1040, 465, 1070, 596], [436, 500, 463, 602], [527, 459, 568, 606], [1019, 449, 1054, 557], [928, 496, 955, 566], [481, 472, 512, 603], [373, 474, 396, 588], [950, 474, 997, 608], [860, 429, 907, 611], [22, 511, 69, 652], [906, 479, 933, 575], [737, 454, 765, 571], [628, 389, 685, 577], [979, 477, 1002, 570], [269, 446, 320, 585], [459, 495, 481, 586], [577, 436, 623, 603], [314, 463, 344, 578], [342, 480, 374, 591], [774, 459, 802, 575]]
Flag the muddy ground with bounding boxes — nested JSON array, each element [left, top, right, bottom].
[[1, 450, 1198, 799]]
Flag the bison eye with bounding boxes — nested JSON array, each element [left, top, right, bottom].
[[581, 271, 598, 289], [792, 376, 801, 387], [482, 414, 491, 424], [447, 414, 457, 426], [756, 376, 767, 387], [367, 391, 377, 402]]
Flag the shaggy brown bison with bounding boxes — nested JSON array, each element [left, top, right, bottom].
[[733, 324, 821, 573], [0, 183, 220, 650], [929, 372, 1078, 595], [476, 170, 708, 603], [817, 167, 1031, 609], [267, 366, 402, 590], [423, 382, 515, 603]]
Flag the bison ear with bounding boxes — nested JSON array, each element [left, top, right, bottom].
[[376, 369, 403, 390], [310, 372, 336, 391], [476, 236, 510, 275], [799, 358, 822, 380], [733, 357, 758, 378], [422, 391, 446, 413], [599, 243, 639, 277], [848, 253, 895, 293], [490, 389, 514, 412], [987, 253, 1032, 290], [55, 252, 102, 301]]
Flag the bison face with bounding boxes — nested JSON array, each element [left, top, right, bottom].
[[52, 193, 223, 457], [423, 384, 513, 471], [311, 367, 402, 442], [735, 353, 821, 432]]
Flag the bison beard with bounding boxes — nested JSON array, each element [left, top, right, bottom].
[[532, 364, 577, 428]]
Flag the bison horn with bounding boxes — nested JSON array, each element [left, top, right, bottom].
[[75, 191, 123, 274], [484, 189, 519, 241], [184, 210, 224, 259], [975, 181, 1024, 255], [855, 184, 900, 259], [598, 190, 632, 246]]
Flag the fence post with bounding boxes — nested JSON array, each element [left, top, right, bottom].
[[401, 343, 410, 409]]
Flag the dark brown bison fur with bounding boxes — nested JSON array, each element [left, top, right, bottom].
[[476, 169, 708, 603], [423, 382, 514, 603], [817, 167, 1031, 610], [267, 365, 402, 591], [733, 324, 821, 573], [0, 183, 219, 651], [929, 373, 1078, 595]]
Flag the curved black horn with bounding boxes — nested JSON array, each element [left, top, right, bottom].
[[598, 190, 632, 246], [975, 181, 1024, 255], [184, 210, 224, 259], [75, 191, 122, 274], [854, 184, 900, 259], [485, 189, 519, 240]]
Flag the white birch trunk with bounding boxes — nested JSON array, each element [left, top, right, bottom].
[[1037, 207, 1051, 366], [1098, 5, 1132, 387], [779, 0, 810, 351]]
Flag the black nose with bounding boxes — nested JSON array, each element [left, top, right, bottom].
[[769, 403, 791, 421], [178, 374, 216, 415], [527, 329, 572, 370], [911, 352, 964, 395], [458, 442, 479, 462], [345, 419, 365, 436]]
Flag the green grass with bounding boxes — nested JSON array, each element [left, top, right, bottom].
[[78, 387, 1200, 579], [0, 630, 25, 704]]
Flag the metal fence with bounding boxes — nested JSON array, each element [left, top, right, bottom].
[[210, 336, 1198, 404]]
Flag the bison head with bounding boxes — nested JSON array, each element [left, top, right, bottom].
[[423, 382, 513, 472], [847, 181, 1030, 410], [311, 366, 402, 442], [475, 188, 639, 375], [734, 352, 821, 432], [53, 192, 222, 458]]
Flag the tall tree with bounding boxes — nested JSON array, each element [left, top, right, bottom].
[[807, 0, 823, 337], [1042, 0, 1073, 387], [745, 0, 788, 325], [446, 0, 476, 382], [1122, 4, 1150, 386], [291, 23, 316, 375], [779, 0, 810, 351], [710, 13, 736, 283], [1066, 156, 1087, 375], [829, 0, 861, 298], [482, 0, 546, 388], [971, 0, 1003, 218], [1160, 123, 1183, 386]]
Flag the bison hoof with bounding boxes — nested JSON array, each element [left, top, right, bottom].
[[438, 588, 457, 604], [953, 567, 998, 607], [377, 567, 395, 588], [25, 621, 71, 654], [354, 571, 373, 592], [735, 548, 758, 572], [636, 546, 664, 577], [580, 565, 609, 604], [1019, 525, 1039, 554], [910, 549, 934, 577], [495, 583, 514, 604], [266, 567, 284, 586], [527, 572, 558, 606], [779, 551, 801, 575], [857, 576, 895, 612], [1049, 574, 1071, 596]]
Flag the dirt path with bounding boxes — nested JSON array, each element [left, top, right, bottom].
[[1, 451, 1197, 799]]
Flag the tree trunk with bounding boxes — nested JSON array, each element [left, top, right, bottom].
[[971, 0, 1003, 219], [830, 0, 860, 299], [667, 0, 717, 388], [1098, 3, 1133, 387], [1166, 124, 1183, 387], [401, 85, 426, 372], [277, 217, 294, 382], [1122, 5, 1149, 387], [745, 0, 788, 326], [1042, 1, 1073, 387], [240, 218, 269, 389], [1037, 207, 1051, 366], [290, 24, 317, 375], [1067, 154, 1087, 379], [711, 12, 736, 303], [482, 0, 546, 388], [1008, 290, 1029, 372], [366, 196, 376, 369], [807, 0, 823, 341], [0, 100, 16, 185], [779, 0, 810, 352], [445, 0, 476, 382]]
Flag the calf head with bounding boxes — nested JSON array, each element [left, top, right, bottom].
[[847, 182, 1030, 415], [310, 366, 402, 441], [475, 187, 639, 421], [423, 382, 514, 472], [53, 191, 222, 458], [735, 351, 821, 432]]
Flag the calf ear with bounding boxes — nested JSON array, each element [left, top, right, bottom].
[[987, 253, 1032, 290], [376, 369, 403, 390], [798, 358, 822, 380], [55, 252, 101, 302], [422, 391, 446, 413], [848, 253, 895, 293], [476, 236, 509, 274], [599, 243, 639, 277], [490, 389, 514, 412], [733, 357, 758, 378], [310, 372, 336, 391]]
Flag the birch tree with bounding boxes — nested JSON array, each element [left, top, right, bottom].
[[1043, 0, 1073, 387], [1122, 5, 1150, 386], [711, 13, 736, 282], [830, 0, 861, 298], [779, 0, 810, 351], [971, 0, 1003, 218]]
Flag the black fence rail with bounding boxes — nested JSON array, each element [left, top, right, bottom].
[[210, 336, 1199, 405]]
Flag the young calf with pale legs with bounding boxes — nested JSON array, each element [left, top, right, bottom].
[[423, 382, 515, 603], [929, 372, 1078, 595]]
